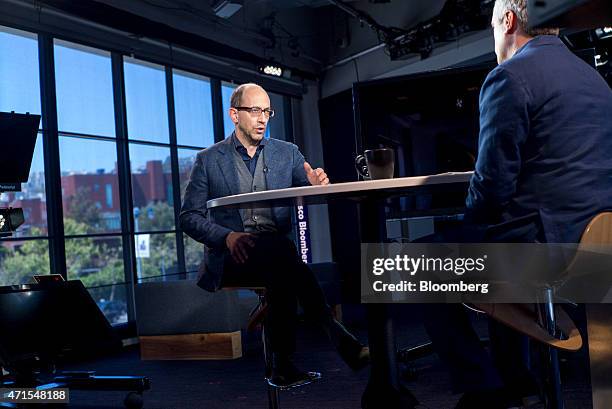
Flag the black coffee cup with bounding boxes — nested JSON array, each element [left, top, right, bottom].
[[355, 148, 395, 180]]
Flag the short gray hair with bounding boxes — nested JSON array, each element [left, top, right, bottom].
[[494, 0, 559, 36], [230, 83, 263, 107]]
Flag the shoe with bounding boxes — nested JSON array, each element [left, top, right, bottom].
[[329, 318, 371, 371], [268, 354, 321, 390], [455, 388, 521, 409], [267, 370, 321, 390]]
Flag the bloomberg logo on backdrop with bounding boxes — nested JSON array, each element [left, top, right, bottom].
[[296, 205, 311, 263]]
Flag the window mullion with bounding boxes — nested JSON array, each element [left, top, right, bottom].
[[38, 33, 67, 277], [111, 52, 137, 322], [165, 67, 186, 278], [211, 78, 225, 143]]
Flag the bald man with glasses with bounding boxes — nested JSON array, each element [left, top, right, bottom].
[[180, 83, 368, 388]]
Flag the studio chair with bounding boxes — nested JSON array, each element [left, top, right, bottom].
[[474, 212, 612, 409], [222, 286, 320, 409]]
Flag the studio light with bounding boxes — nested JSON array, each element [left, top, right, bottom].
[[259, 64, 283, 77], [595, 27, 612, 40], [0, 208, 24, 237], [595, 52, 608, 67]]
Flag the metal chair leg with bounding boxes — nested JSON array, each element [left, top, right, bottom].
[[539, 288, 564, 409], [260, 295, 280, 409]]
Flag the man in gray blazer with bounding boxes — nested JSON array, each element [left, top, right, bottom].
[[179, 83, 367, 388]]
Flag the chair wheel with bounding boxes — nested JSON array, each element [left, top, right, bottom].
[[124, 392, 143, 409]]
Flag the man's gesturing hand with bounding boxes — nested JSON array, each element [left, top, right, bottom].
[[226, 232, 256, 264], [304, 161, 329, 186]]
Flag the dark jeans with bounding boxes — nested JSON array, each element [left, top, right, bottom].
[[221, 233, 330, 355]]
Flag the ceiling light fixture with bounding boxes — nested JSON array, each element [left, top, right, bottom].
[[212, 0, 243, 19]]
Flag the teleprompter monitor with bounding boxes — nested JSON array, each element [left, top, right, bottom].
[[0, 280, 120, 369], [0, 111, 41, 185]]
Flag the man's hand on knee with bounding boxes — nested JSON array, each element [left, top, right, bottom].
[[226, 232, 256, 264]]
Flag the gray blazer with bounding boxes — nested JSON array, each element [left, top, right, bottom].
[[179, 135, 310, 291]]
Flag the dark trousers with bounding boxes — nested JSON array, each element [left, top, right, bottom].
[[417, 224, 533, 393], [423, 304, 532, 393], [221, 233, 331, 354]]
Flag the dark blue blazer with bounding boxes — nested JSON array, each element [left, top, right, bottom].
[[466, 36, 612, 243], [179, 135, 310, 291]]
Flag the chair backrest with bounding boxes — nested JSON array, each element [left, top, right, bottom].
[[561, 212, 612, 302], [579, 212, 612, 245]]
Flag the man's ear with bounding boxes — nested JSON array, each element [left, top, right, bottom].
[[504, 10, 518, 34], [229, 108, 238, 124]]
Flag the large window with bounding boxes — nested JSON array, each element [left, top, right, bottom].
[[134, 232, 178, 282], [172, 69, 215, 272], [124, 58, 169, 143], [54, 40, 115, 137], [173, 69, 214, 148], [124, 57, 177, 282], [0, 27, 49, 287], [174, 70, 213, 274], [55, 39, 126, 324], [0, 27, 41, 115], [0, 239, 51, 287], [128, 144, 175, 232], [59, 137, 121, 234]]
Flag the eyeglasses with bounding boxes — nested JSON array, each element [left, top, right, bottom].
[[232, 106, 275, 118]]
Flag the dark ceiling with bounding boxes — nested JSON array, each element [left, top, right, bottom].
[[35, 0, 459, 80]]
